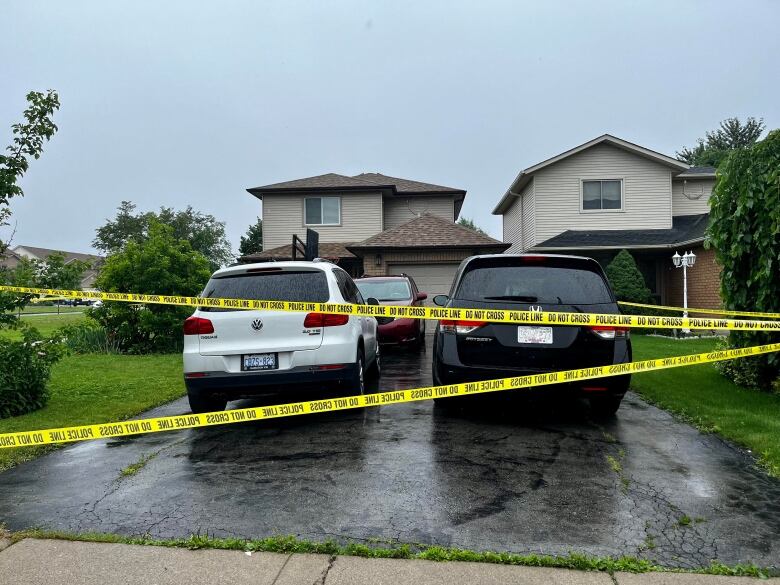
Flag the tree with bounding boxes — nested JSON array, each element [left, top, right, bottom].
[[93, 201, 233, 270], [707, 129, 780, 390], [605, 250, 654, 304], [457, 217, 488, 235], [0, 90, 60, 327], [677, 117, 765, 168], [90, 222, 212, 353], [239, 217, 263, 256]]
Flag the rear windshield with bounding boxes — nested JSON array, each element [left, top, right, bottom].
[[200, 270, 329, 311], [355, 280, 411, 301], [455, 265, 613, 305]]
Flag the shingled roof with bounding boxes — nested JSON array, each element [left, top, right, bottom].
[[533, 213, 709, 250], [240, 242, 356, 262], [348, 214, 510, 251], [247, 173, 465, 197]]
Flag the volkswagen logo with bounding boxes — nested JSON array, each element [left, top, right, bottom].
[[529, 305, 542, 312], [250, 318, 264, 331]]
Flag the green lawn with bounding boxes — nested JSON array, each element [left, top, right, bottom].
[[0, 312, 86, 340], [0, 353, 184, 471], [16, 305, 85, 315], [630, 334, 780, 476]]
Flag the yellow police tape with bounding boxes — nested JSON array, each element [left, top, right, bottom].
[[3, 285, 780, 332], [618, 301, 780, 319], [0, 342, 778, 450]]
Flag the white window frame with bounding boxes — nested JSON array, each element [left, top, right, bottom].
[[303, 196, 341, 226], [580, 179, 624, 213]]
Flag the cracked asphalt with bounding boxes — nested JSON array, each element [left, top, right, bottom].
[[0, 332, 779, 570]]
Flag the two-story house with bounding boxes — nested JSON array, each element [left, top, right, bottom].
[[492, 134, 719, 308], [0, 245, 104, 291], [242, 172, 509, 297]]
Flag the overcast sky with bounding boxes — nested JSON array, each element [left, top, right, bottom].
[[2, 1, 778, 255]]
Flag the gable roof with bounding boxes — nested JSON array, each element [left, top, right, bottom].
[[677, 166, 716, 178], [347, 213, 510, 251], [240, 241, 357, 263], [12, 245, 103, 265], [351, 173, 465, 194], [492, 134, 693, 214], [532, 213, 709, 251]]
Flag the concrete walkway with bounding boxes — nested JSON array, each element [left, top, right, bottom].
[[0, 539, 775, 585]]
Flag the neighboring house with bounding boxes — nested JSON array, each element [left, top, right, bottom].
[[492, 134, 719, 308], [242, 172, 509, 297], [1, 245, 104, 291]]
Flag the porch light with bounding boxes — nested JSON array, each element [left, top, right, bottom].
[[672, 250, 696, 334], [375, 254, 382, 266]]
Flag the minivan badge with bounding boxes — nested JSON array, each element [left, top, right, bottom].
[[251, 318, 264, 331]]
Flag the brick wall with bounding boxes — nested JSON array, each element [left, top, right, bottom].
[[664, 246, 722, 310]]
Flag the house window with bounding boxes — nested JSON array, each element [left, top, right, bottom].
[[304, 197, 341, 225], [582, 180, 622, 211]]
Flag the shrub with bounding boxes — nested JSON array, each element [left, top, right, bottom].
[[0, 327, 63, 419], [708, 129, 780, 390], [605, 250, 654, 304], [57, 322, 122, 354], [90, 222, 212, 354]]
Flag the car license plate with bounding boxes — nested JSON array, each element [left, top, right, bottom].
[[517, 326, 553, 344], [241, 353, 278, 371]]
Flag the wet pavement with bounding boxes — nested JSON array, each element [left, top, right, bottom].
[[0, 332, 779, 570]]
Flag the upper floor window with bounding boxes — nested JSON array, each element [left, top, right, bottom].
[[304, 196, 341, 225], [582, 180, 622, 211]]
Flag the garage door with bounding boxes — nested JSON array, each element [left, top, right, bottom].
[[388, 263, 460, 302]]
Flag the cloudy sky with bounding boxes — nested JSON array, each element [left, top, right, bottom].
[[2, 1, 778, 255]]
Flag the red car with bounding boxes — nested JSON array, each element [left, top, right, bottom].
[[355, 275, 428, 347]]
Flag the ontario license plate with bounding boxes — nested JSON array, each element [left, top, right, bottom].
[[517, 326, 553, 344], [241, 353, 278, 371]]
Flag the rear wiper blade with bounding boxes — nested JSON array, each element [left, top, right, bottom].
[[483, 295, 538, 302]]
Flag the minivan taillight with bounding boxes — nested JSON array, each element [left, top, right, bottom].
[[588, 325, 629, 340], [440, 320, 486, 334], [184, 316, 214, 335], [303, 313, 350, 327]]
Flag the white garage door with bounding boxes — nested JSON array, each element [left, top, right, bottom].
[[388, 263, 460, 301]]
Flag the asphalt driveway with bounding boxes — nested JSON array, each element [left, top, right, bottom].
[[0, 333, 779, 569]]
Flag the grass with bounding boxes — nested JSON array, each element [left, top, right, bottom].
[[0, 312, 86, 340], [120, 452, 158, 477], [0, 352, 184, 471], [8, 531, 772, 578], [13, 305, 85, 315], [630, 334, 780, 476]]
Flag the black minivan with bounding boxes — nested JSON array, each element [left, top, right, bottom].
[[431, 254, 632, 416]]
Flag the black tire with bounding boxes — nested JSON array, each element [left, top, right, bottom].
[[589, 395, 623, 418], [348, 349, 366, 395], [367, 345, 381, 380], [188, 393, 227, 414]]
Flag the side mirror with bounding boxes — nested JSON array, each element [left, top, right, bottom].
[[366, 297, 379, 305], [416, 292, 428, 301], [433, 294, 449, 307]]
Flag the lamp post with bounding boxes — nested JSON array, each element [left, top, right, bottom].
[[672, 250, 696, 333]]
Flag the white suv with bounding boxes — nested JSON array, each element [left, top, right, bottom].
[[183, 261, 381, 413]]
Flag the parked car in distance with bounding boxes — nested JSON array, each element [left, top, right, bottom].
[[355, 275, 428, 347], [431, 254, 632, 417], [183, 260, 382, 413]]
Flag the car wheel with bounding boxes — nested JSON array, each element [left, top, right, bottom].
[[367, 345, 381, 380], [348, 349, 366, 395], [589, 395, 623, 418], [188, 393, 227, 414]]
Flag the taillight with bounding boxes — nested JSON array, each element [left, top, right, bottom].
[[440, 320, 486, 334], [183, 316, 214, 335], [303, 313, 350, 327], [588, 326, 629, 340]]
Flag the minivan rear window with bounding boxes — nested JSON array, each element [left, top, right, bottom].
[[200, 270, 329, 311], [455, 265, 613, 305]]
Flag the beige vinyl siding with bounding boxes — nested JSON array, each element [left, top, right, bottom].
[[521, 180, 535, 251], [262, 192, 383, 250], [502, 196, 523, 253], [382, 197, 455, 229], [672, 178, 715, 216], [532, 143, 672, 246]]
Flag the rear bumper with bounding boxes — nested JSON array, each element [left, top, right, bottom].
[[185, 364, 358, 399]]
